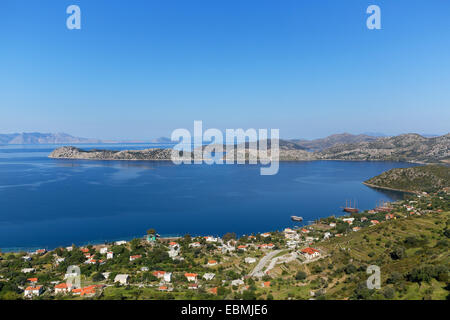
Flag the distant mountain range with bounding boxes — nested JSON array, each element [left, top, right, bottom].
[[0, 133, 174, 145]]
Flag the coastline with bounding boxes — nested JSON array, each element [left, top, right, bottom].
[[362, 181, 417, 194]]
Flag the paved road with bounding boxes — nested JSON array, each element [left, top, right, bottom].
[[249, 250, 282, 277]]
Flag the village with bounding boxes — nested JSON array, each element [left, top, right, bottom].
[[0, 189, 448, 300]]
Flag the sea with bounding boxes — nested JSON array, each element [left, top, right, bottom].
[[0, 143, 417, 252]]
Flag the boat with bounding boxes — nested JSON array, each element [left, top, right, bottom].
[[342, 200, 359, 213], [291, 216, 303, 222]]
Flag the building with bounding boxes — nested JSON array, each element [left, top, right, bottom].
[[184, 273, 198, 282], [188, 283, 198, 290], [99, 247, 108, 254], [24, 286, 43, 298], [203, 273, 215, 281], [54, 283, 72, 294], [207, 260, 218, 266], [114, 274, 129, 285], [244, 257, 257, 264], [205, 236, 218, 243], [129, 255, 142, 262], [189, 242, 201, 248], [261, 281, 271, 288], [300, 247, 320, 260], [35, 249, 46, 255], [261, 233, 271, 238], [343, 218, 355, 225], [352, 227, 361, 232], [153, 271, 166, 279], [115, 240, 127, 245], [237, 245, 248, 251], [106, 252, 114, 259], [370, 220, 380, 225], [163, 272, 172, 283], [21, 268, 35, 273]]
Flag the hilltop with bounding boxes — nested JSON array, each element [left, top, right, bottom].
[[363, 165, 450, 193]]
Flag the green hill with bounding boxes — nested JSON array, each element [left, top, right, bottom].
[[364, 165, 450, 193]]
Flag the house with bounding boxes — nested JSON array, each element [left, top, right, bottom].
[[159, 286, 168, 291], [385, 214, 395, 220], [207, 260, 218, 266], [54, 283, 72, 294], [203, 273, 215, 281], [72, 285, 103, 297], [21, 268, 35, 274], [244, 257, 257, 264], [301, 228, 310, 234], [99, 247, 108, 254], [335, 233, 343, 237], [261, 233, 271, 238], [329, 223, 336, 227], [168, 242, 179, 248], [323, 232, 331, 240], [35, 249, 46, 255], [102, 272, 110, 279], [237, 245, 248, 251], [258, 243, 274, 250], [141, 267, 149, 272], [300, 247, 320, 260], [231, 279, 244, 286], [22, 256, 32, 262], [129, 255, 142, 262], [66, 246, 73, 252], [55, 257, 65, 265], [163, 272, 172, 283], [352, 227, 361, 232], [106, 252, 114, 259], [184, 273, 198, 282], [80, 248, 89, 253], [361, 217, 368, 222], [24, 285, 43, 298], [115, 240, 127, 245], [114, 274, 129, 285], [370, 220, 380, 225], [27, 278, 38, 284], [153, 271, 166, 279], [209, 287, 218, 295], [343, 218, 355, 225], [188, 283, 198, 290], [205, 236, 218, 243], [189, 242, 201, 248], [368, 210, 376, 214], [261, 281, 271, 288]]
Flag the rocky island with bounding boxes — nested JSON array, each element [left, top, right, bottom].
[[49, 133, 450, 164]]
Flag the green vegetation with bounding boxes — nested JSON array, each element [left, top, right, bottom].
[[364, 165, 450, 193]]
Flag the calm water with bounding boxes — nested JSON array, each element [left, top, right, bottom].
[[0, 144, 417, 252]]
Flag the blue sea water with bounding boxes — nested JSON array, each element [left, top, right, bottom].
[[0, 144, 417, 252]]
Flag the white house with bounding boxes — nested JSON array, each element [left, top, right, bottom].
[[329, 223, 336, 227], [184, 273, 198, 282], [114, 274, 129, 285], [115, 240, 127, 246], [21, 268, 35, 274], [24, 285, 43, 298], [203, 273, 215, 281], [189, 242, 201, 248], [99, 247, 108, 254], [342, 218, 355, 225], [244, 257, 257, 264], [163, 272, 172, 283], [141, 267, 149, 272], [323, 232, 332, 240], [231, 279, 244, 286], [205, 236, 218, 243], [66, 246, 73, 252], [22, 256, 32, 262], [207, 260, 218, 266], [300, 247, 320, 260], [106, 252, 114, 259], [54, 283, 72, 294], [102, 272, 110, 279], [129, 255, 142, 262]]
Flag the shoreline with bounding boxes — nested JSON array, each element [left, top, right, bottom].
[[362, 181, 417, 194]]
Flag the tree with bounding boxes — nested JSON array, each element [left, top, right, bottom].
[[295, 271, 307, 281], [390, 247, 406, 260], [92, 272, 105, 282], [222, 232, 237, 242]]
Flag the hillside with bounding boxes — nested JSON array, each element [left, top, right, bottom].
[[291, 133, 379, 151], [364, 165, 450, 193], [318, 133, 450, 163]]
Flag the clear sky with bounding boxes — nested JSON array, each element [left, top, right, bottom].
[[1, 0, 449, 140]]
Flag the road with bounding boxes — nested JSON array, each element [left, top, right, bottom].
[[248, 249, 282, 277]]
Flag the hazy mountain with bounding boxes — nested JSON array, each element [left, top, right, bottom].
[[0, 132, 105, 144], [290, 133, 379, 151]]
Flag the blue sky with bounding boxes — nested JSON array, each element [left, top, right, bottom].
[[0, 0, 449, 140]]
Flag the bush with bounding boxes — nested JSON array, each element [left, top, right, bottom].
[[295, 271, 307, 281]]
